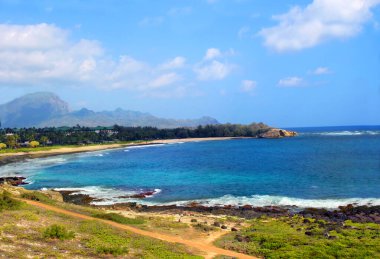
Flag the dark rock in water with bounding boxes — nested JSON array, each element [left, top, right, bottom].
[[0, 176, 28, 186], [259, 128, 297, 138], [58, 190, 103, 205], [118, 190, 157, 199]]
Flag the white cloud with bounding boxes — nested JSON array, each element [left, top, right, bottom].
[[0, 23, 238, 97], [203, 48, 236, 60], [278, 77, 304, 87], [148, 73, 181, 89], [159, 56, 186, 70], [204, 48, 222, 60], [241, 80, 257, 92], [195, 48, 236, 81], [0, 23, 67, 49], [195, 60, 234, 81], [0, 23, 188, 96], [259, 0, 380, 52], [0, 24, 103, 85], [312, 66, 331, 75]]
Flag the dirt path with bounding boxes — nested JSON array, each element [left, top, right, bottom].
[[20, 198, 257, 259]]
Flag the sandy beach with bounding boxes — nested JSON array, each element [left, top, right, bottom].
[[0, 137, 241, 166]]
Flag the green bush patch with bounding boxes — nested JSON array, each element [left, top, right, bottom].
[[0, 191, 23, 211], [92, 212, 145, 225], [215, 216, 380, 258], [43, 224, 75, 240], [21, 191, 54, 204]]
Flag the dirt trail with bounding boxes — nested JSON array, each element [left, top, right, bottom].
[[19, 198, 257, 259]]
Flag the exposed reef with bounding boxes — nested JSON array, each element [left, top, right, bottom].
[[259, 128, 297, 138]]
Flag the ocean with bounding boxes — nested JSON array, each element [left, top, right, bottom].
[[1, 126, 379, 209]]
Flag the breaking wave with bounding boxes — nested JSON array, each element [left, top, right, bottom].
[[0, 156, 70, 177], [53, 186, 162, 206], [163, 195, 380, 209], [48, 187, 380, 209], [301, 130, 380, 136]]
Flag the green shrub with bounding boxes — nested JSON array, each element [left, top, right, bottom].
[[193, 223, 217, 232], [96, 245, 128, 256], [28, 140, 40, 148], [92, 212, 145, 225], [0, 191, 23, 211], [43, 224, 75, 240], [21, 191, 53, 204]]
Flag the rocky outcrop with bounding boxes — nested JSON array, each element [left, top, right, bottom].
[[0, 177, 28, 186], [259, 129, 297, 139]]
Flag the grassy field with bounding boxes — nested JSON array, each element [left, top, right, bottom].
[[0, 144, 78, 153], [0, 191, 202, 258], [0, 140, 146, 154], [215, 216, 380, 258], [4, 187, 380, 258]]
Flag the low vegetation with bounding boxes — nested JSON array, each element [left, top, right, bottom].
[[6, 186, 380, 258], [215, 216, 380, 258], [92, 212, 145, 225], [21, 191, 55, 204], [0, 189, 202, 258], [0, 123, 270, 150], [0, 191, 23, 211], [43, 224, 75, 240]]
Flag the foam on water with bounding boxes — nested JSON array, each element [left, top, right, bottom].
[[126, 144, 166, 149], [53, 186, 162, 205], [301, 130, 380, 136], [48, 188, 380, 208], [0, 156, 69, 177], [161, 195, 380, 209]]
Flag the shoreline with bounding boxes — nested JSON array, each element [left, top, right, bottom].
[[57, 190, 380, 224], [0, 137, 241, 166]]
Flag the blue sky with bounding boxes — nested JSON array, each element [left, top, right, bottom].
[[0, 0, 379, 127]]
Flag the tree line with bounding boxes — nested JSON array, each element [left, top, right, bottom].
[[0, 123, 270, 149]]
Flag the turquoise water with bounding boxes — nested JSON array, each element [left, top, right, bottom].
[[1, 126, 380, 208]]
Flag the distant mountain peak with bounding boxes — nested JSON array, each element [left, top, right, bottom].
[[0, 92, 219, 128], [0, 92, 69, 128]]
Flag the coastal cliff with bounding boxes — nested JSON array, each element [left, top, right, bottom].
[[259, 128, 297, 138]]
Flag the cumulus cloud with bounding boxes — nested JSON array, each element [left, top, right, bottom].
[[204, 48, 222, 60], [0, 24, 103, 85], [0, 23, 67, 49], [0, 23, 189, 96], [194, 48, 236, 81], [278, 77, 304, 87], [241, 80, 257, 92], [312, 67, 331, 75], [159, 56, 186, 70], [0, 23, 237, 97], [195, 60, 234, 81], [203, 48, 236, 60], [148, 73, 181, 89], [259, 0, 380, 52]]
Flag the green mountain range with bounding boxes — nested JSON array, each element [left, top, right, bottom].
[[0, 92, 219, 128]]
